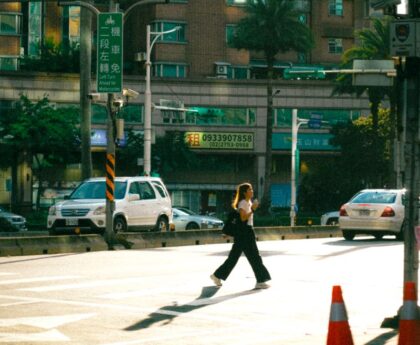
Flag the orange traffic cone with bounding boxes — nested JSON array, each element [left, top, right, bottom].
[[327, 285, 354, 345], [398, 281, 420, 345]]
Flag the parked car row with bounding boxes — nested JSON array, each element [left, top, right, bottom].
[[46, 176, 224, 235], [0, 207, 27, 232]]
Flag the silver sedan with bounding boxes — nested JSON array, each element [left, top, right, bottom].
[[172, 207, 224, 231], [339, 189, 406, 240]]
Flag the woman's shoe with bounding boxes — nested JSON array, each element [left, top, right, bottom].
[[210, 274, 222, 287], [255, 282, 270, 289]]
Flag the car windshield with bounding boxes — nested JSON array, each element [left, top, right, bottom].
[[351, 191, 397, 204], [70, 181, 127, 200], [174, 208, 196, 216]]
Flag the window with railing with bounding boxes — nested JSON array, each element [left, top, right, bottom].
[[226, 24, 236, 46], [153, 63, 187, 78], [329, 0, 343, 16], [28, 2, 42, 56], [151, 21, 186, 43], [185, 107, 256, 126], [0, 13, 21, 35], [226, 0, 247, 6], [62, 6, 80, 48], [227, 66, 249, 79], [328, 38, 343, 54], [274, 108, 361, 128], [0, 56, 18, 71], [91, 104, 144, 124]]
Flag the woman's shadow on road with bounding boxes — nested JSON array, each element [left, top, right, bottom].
[[124, 286, 260, 331]]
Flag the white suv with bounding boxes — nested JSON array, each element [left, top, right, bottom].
[[47, 177, 173, 235]]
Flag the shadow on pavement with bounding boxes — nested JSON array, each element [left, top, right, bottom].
[[124, 286, 261, 331], [0, 252, 80, 265], [364, 330, 398, 345]]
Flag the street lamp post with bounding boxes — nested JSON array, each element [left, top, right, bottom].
[[144, 24, 181, 176], [290, 109, 308, 227]]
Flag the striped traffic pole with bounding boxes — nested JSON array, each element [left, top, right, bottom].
[[106, 153, 115, 202]]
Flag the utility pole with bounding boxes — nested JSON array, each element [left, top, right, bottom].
[[401, 0, 420, 291], [80, 0, 93, 180]]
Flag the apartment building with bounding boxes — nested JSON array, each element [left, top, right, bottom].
[[0, 0, 383, 212]]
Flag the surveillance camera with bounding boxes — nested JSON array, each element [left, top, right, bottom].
[[122, 88, 139, 99], [113, 99, 124, 108], [87, 93, 101, 101]]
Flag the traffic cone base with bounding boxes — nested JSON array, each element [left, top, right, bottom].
[[327, 286, 354, 345], [398, 281, 420, 345]]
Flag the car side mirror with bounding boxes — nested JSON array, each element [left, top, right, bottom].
[[128, 194, 140, 202]]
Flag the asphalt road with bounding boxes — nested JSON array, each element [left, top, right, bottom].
[[0, 237, 409, 344]]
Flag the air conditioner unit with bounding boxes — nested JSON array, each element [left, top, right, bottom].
[[214, 62, 230, 78]]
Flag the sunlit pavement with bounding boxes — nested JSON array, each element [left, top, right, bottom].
[[0, 237, 408, 344]]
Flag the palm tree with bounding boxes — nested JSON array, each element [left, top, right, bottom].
[[333, 17, 399, 187], [232, 0, 313, 212]]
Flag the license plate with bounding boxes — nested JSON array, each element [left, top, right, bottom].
[[359, 209, 370, 216], [65, 218, 78, 226]]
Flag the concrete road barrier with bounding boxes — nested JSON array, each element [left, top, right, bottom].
[[0, 226, 341, 257]]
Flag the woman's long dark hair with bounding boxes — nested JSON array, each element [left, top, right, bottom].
[[232, 183, 251, 209]]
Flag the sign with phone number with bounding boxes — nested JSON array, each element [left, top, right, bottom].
[[185, 132, 254, 150]]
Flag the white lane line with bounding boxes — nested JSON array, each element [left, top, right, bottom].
[[0, 329, 70, 342], [0, 300, 38, 307], [0, 313, 96, 329], [19, 277, 146, 292], [0, 294, 247, 325], [101, 329, 219, 345], [0, 272, 17, 276], [0, 275, 80, 285]]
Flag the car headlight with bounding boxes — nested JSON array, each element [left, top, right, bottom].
[[48, 206, 56, 216], [93, 206, 106, 215]]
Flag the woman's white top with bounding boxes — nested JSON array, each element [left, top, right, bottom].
[[238, 199, 253, 226]]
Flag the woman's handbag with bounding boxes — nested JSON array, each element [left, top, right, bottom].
[[222, 209, 242, 237]]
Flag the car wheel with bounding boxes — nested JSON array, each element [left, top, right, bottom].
[[396, 223, 405, 241], [113, 217, 127, 234], [343, 231, 355, 241], [327, 218, 338, 226], [48, 228, 57, 236], [186, 222, 200, 230], [155, 216, 169, 232]]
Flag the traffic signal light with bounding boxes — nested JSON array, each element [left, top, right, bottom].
[[283, 67, 325, 80]]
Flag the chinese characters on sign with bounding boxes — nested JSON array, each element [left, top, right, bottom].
[[185, 132, 254, 150], [97, 13, 123, 93]]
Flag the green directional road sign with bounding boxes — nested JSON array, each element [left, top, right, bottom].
[[97, 12, 123, 93], [283, 66, 325, 80]]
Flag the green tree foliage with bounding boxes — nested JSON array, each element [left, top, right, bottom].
[[117, 130, 197, 176], [0, 95, 80, 209], [20, 38, 80, 73], [231, 0, 314, 212], [298, 108, 392, 213], [333, 17, 399, 187]]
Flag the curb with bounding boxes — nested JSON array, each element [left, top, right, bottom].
[[0, 226, 341, 257]]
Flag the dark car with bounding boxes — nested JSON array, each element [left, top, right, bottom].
[[0, 207, 28, 232]]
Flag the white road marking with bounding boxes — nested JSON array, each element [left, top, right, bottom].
[[0, 294, 249, 325], [0, 300, 38, 307], [0, 275, 80, 285], [0, 272, 17, 276], [19, 277, 146, 292], [0, 313, 96, 329], [0, 329, 70, 342]]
